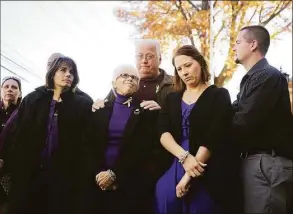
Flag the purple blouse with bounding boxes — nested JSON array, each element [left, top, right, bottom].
[[41, 100, 59, 167], [104, 94, 134, 168]]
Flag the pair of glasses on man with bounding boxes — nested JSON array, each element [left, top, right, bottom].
[[135, 54, 155, 61], [117, 73, 139, 82]]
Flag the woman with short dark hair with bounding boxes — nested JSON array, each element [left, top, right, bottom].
[[5, 56, 93, 214]]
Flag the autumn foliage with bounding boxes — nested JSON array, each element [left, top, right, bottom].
[[114, 0, 292, 86]]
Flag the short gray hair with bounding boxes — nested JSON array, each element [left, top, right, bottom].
[[112, 64, 140, 82], [134, 39, 161, 59]]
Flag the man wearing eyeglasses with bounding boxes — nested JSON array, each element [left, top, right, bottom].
[[92, 39, 174, 111]]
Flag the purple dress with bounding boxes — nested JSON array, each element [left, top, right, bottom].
[[155, 100, 219, 214]]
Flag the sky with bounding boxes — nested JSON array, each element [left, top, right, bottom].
[[1, 1, 292, 101]]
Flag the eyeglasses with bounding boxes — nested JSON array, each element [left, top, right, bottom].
[[117, 73, 139, 82], [135, 54, 155, 61]]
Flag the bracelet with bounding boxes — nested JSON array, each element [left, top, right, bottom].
[[107, 169, 116, 182], [178, 150, 190, 164]]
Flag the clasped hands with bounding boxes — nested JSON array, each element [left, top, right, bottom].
[[176, 154, 206, 198], [95, 171, 117, 191]]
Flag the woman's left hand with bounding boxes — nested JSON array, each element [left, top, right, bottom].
[[96, 171, 114, 190], [176, 173, 191, 198]]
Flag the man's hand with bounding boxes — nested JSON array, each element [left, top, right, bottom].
[[92, 99, 108, 112], [140, 100, 161, 111]]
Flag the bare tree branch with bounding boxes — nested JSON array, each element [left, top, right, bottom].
[[271, 20, 292, 39], [213, 0, 218, 8], [175, 0, 188, 21], [258, 5, 264, 23], [247, 6, 259, 25], [175, 0, 195, 46], [186, 0, 200, 11], [212, 7, 222, 23], [260, 1, 291, 26], [159, 5, 173, 15], [213, 20, 225, 47]]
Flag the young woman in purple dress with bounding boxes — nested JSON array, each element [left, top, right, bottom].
[[155, 45, 236, 214]]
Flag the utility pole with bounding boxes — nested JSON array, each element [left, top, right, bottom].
[[209, 0, 214, 84]]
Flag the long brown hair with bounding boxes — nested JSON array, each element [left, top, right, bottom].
[[172, 45, 210, 91]]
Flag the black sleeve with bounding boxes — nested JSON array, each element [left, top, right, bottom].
[[201, 89, 233, 152], [157, 92, 173, 138], [1, 96, 31, 171], [0, 109, 19, 158], [80, 100, 102, 178], [113, 110, 159, 184], [233, 70, 281, 137]]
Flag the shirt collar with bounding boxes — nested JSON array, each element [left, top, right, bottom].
[[246, 58, 269, 76]]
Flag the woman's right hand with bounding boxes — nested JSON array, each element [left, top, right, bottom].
[[182, 154, 207, 177]]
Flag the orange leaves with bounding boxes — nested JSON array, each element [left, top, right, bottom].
[[114, 0, 292, 86]]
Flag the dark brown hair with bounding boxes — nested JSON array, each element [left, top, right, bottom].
[[172, 45, 210, 91], [45, 56, 79, 91], [241, 25, 270, 56]]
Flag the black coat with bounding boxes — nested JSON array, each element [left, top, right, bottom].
[[6, 86, 93, 214], [0, 102, 18, 135], [87, 98, 159, 188], [157, 85, 240, 213]]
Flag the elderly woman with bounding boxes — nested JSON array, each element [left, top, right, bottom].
[[5, 56, 93, 214], [0, 76, 22, 213], [88, 64, 159, 214], [155, 45, 236, 214]]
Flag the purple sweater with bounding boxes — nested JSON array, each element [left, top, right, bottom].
[[104, 94, 134, 168]]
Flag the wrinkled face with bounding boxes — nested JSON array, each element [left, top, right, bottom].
[[53, 63, 74, 90], [233, 30, 255, 64], [135, 43, 161, 79], [174, 55, 202, 88], [1, 79, 21, 103], [113, 71, 139, 96]]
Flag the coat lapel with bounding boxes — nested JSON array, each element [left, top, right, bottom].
[[123, 103, 143, 143]]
